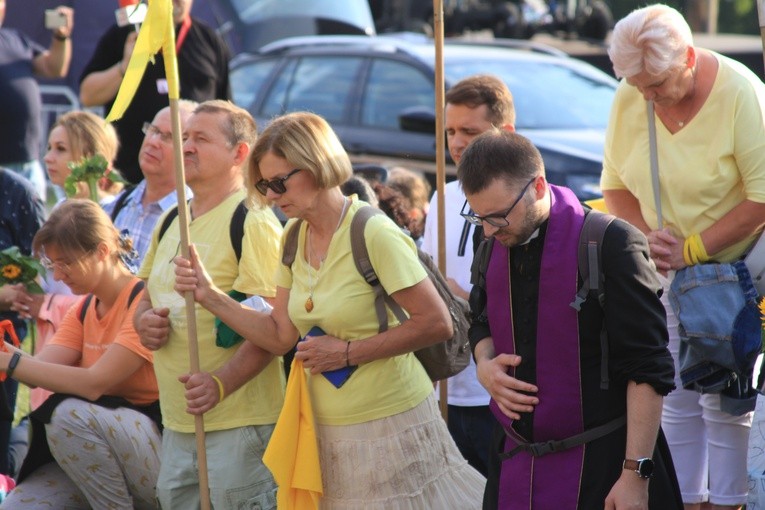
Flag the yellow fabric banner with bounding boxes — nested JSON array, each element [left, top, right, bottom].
[[106, 0, 179, 121], [263, 359, 323, 509]]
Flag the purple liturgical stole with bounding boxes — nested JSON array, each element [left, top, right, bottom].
[[487, 185, 586, 509]]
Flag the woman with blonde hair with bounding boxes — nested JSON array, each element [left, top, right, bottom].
[[1, 199, 160, 509], [602, 4, 765, 509], [13, 111, 129, 411], [44, 110, 123, 203], [174, 111, 486, 508]]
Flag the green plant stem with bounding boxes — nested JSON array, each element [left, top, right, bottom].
[[29, 321, 36, 357], [87, 177, 99, 203]]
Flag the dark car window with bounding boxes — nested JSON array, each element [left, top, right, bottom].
[[231, 58, 279, 111], [261, 58, 298, 118], [446, 59, 614, 130], [261, 56, 363, 123], [362, 59, 433, 129]]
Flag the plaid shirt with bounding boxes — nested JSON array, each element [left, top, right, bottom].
[[104, 180, 189, 266]]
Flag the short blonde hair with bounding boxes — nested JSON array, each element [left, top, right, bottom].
[[608, 4, 693, 78], [52, 110, 119, 167], [248, 112, 352, 206]]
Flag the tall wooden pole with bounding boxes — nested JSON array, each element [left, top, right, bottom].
[[169, 98, 211, 510], [432, 0, 448, 422]]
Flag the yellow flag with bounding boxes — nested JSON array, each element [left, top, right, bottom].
[[263, 359, 323, 509], [106, 0, 180, 121]]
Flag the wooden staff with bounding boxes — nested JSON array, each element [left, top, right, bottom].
[[169, 98, 211, 510], [432, 0, 449, 422], [105, 1, 211, 506]]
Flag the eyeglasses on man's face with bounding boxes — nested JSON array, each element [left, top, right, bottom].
[[461, 177, 536, 228], [142, 122, 173, 144], [255, 168, 302, 196]]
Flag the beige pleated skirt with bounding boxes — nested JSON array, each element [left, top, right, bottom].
[[316, 393, 486, 509]]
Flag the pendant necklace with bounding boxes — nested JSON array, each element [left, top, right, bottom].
[[305, 197, 350, 312]]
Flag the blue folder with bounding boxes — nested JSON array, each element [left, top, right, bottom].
[[303, 326, 357, 388]]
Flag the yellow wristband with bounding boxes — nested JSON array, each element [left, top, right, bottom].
[[683, 238, 693, 266], [211, 374, 225, 402], [688, 233, 709, 265]]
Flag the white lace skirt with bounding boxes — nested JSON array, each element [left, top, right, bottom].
[[316, 393, 486, 509]]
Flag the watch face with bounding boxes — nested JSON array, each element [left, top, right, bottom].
[[637, 458, 655, 478]]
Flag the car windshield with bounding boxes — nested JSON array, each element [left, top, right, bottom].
[[446, 58, 615, 130], [231, 0, 374, 28]]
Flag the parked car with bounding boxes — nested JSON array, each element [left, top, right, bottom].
[[230, 33, 617, 200]]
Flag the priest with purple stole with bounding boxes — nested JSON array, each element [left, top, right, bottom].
[[458, 130, 683, 509]]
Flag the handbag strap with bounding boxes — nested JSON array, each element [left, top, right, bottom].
[[647, 100, 664, 229]]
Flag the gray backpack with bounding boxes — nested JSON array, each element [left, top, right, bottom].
[[283, 206, 471, 381]]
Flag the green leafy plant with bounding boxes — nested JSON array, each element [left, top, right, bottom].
[[0, 246, 45, 294], [64, 154, 125, 202]]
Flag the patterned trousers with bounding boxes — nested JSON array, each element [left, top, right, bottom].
[[1, 398, 161, 509]]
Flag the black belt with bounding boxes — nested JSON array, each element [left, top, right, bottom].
[[499, 414, 626, 461]]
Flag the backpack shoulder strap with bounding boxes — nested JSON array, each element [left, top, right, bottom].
[[158, 200, 247, 260], [128, 280, 145, 307], [157, 205, 180, 244], [229, 199, 248, 262], [78, 294, 95, 323], [570, 210, 615, 311], [109, 184, 137, 222], [281, 219, 304, 268], [570, 209, 616, 390], [350, 207, 408, 332], [471, 236, 495, 288], [80, 279, 146, 323]]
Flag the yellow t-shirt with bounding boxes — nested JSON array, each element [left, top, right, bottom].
[[138, 191, 285, 432], [601, 52, 765, 262], [275, 199, 432, 425]]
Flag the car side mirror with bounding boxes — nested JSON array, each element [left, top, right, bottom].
[[399, 106, 436, 134]]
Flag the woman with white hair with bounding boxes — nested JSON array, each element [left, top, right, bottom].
[[601, 4, 765, 510]]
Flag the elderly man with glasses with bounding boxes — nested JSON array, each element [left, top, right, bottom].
[[460, 130, 683, 509], [103, 100, 196, 267], [133, 100, 284, 509]]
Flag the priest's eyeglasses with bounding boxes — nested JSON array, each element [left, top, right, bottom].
[[255, 168, 302, 196], [460, 177, 536, 228]]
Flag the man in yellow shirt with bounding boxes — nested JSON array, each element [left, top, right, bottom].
[[134, 100, 284, 509]]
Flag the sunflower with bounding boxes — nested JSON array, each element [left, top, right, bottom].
[[1, 264, 21, 280]]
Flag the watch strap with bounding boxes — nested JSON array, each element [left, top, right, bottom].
[[6, 352, 21, 379], [623, 459, 640, 472], [623, 457, 653, 478]]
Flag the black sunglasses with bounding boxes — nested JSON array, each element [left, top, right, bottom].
[[255, 168, 302, 196]]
